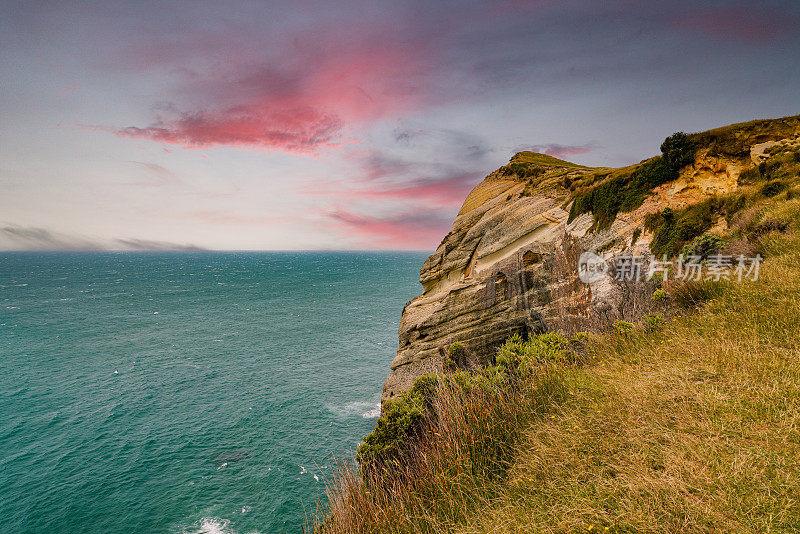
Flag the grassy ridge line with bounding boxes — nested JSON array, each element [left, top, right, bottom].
[[315, 194, 800, 533]]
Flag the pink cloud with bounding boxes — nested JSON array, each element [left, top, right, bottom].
[[114, 108, 343, 152], [327, 207, 453, 249], [106, 25, 436, 153], [347, 172, 479, 207]]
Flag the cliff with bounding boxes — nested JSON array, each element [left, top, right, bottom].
[[382, 114, 800, 403]]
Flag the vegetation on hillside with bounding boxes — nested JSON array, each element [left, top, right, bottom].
[[646, 144, 800, 258], [314, 180, 800, 533], [510, 151, 589, 169], [688, 114, 800, 158], [564, 115, 800, 233], [567, 133, 696, 230]]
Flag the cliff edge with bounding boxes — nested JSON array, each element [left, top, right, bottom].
[[383, 115, 800, 403]]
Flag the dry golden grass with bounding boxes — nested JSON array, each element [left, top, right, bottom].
[[453, 257, 800, 532], [447, 212, 800, 532], [315, 196, 800, 534], [457, 178, 521, 215]]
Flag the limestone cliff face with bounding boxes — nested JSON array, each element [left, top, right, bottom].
[[382, 116, 800, 403]]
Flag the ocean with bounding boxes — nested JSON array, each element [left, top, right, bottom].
[[0, 251, 427, 533]]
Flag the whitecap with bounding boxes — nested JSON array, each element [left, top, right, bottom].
[[182, 517, 235, 534], [217, 462, 228, 470], [327, 401, 381, 419], [361, 405, 381, 418], [299, 466, 307, 474]]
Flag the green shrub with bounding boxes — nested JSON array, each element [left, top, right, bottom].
[[631, 228, 642, 245], [761, 180, 788, 198], [652, 288, 668, 302], [358, 333, 573, 469], [569, 157, 676, 230], [357, 374, 441, 467], [660, 132, 697, 170], [444, 341, 466, 371], [495, 332, 573, 376], [680, 232, 724, 260], [646, 200, 723, 257], [613, 320, 636, 336], [643, 313, 666, 331]]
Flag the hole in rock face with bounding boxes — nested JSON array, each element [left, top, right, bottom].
[[495, 272, 509, 300], [523, 250, 542, 267]]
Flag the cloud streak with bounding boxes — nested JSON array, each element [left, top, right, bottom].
[[113, 109, 344, 152], [0, 225, 203, 251], [326, 208, 453, 249], [518, 143, 594, 158], [347, 172, 481, 206]]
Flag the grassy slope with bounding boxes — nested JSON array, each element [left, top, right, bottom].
[[316, 197, 800, 534], [511, 151, 591, 168], [454, 225, 800, 532]]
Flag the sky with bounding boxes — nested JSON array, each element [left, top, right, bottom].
[[1, 0, 799, 251]]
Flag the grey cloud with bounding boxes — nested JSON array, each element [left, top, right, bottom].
[[0, 225, 204, 251], [0, 225, 101, 251], [112, 238, 204, 251]]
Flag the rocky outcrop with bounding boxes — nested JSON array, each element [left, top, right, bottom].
[[382, 116, 800, 404]]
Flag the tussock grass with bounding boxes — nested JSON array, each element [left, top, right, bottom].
[[316, 358, 572, 533], [511, 151, 589, 169], [314, 186, 800, 534]]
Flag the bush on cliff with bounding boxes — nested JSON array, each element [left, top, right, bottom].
[[646, 199, 722, 257], [356, 333, 576, 470], [680, 232, 724, 260], [569, 134, 691, 230], [569, 156, 676, 230], [320, 334, 577, 532], [356, 374, 440, 468], [660, 131, 696, 170]]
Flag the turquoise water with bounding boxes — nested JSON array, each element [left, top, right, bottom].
[[0, 251, 426, 533]]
